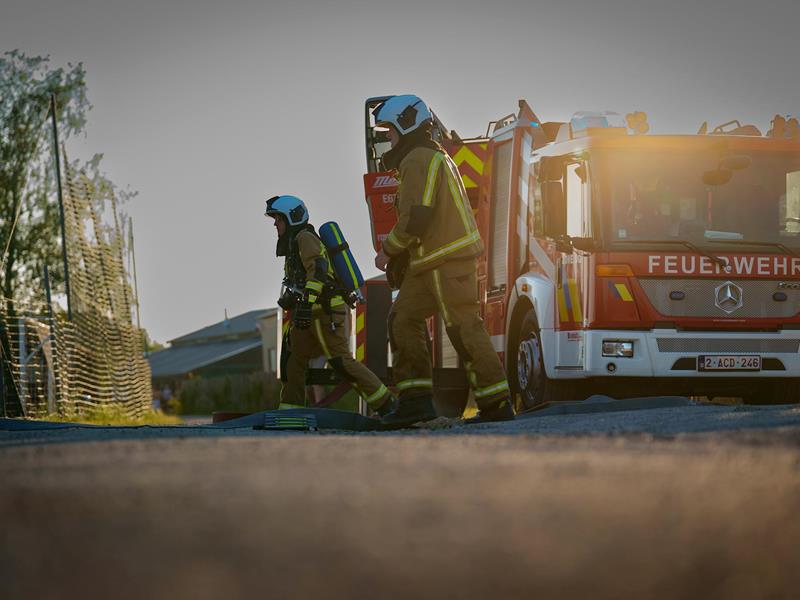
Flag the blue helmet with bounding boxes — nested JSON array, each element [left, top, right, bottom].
[[264, 195, 309, 226], [373, 94, 432, 136]]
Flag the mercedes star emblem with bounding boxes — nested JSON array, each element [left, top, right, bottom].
[[714, 281, 743, 314]]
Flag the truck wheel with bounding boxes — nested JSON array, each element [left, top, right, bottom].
[[512, 311, 575, 411]]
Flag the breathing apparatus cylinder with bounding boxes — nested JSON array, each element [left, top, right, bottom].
[[318, 221, 365, 301]]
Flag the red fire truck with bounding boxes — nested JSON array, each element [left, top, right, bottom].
[[362, 97, 800, 408]]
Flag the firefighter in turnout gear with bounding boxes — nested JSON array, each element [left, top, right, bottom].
[[373, 95, 514, 426], [265, 195, 397, 415]]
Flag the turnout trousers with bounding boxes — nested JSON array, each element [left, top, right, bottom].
[[282, 308, 390, 409], [388, 259, 510, 409]]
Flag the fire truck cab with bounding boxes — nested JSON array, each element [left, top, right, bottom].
[[363, 97, 800, 408]]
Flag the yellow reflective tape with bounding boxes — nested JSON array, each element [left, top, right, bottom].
[[449, 154, 472, 202], [557, 287, 569, 322], [422, 153, 444, 207], [330, 225, 344, 244], [474, 380, 510, 398], [313, 319, 332, 358], [278, 403, 306, 409], [356, 312, 365, 332], [306, 280, 323, 292], [567, 279, 583, 322], [451, 146, 485, 175], [614, 283, 634, 302], [365, 384, 388, 405], [397, 379, 433, 390], [356, 345, 365, 361], [342, 255, 358, 288], [444, 158, 473, 233], [330, 223, 359, 286], [386, 229, 411, 251], [410, 230, 481, 268], [431, 269, 451, 327]]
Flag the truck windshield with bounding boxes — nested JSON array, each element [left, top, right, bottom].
[[599, 147, 800, 249]]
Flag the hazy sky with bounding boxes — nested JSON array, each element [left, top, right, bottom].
[[3, 0, 798, 343]]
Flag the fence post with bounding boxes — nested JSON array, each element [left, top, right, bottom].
[[50, 94, 72, 321]]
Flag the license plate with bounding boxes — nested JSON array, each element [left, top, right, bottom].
[[698, 355, 761, 371]]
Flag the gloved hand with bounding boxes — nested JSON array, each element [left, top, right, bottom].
[[292, 302, 313, 330], [386, 251, 409, 290]]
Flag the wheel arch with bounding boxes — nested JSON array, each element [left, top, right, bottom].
[[505, 273, 555, 376]]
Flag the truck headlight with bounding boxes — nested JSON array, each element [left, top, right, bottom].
[[602, 340, 634, 358]]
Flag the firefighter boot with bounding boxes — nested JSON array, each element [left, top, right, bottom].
[[380, 394, 437, 427], [464, 397, 515, 425]]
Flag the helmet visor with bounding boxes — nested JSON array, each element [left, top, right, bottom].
[[264, 195, 280, 217]]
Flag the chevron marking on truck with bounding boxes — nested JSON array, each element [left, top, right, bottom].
[[567, 278, 583, 322], [611, 282, 634, 302], [451, 144, 487, 189], [355, 305, 366, 362], [556, 262, 584, 325]]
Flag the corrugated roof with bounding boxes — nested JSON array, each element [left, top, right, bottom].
[[170, 308, 278, 346], [148, 337, 263, 378]]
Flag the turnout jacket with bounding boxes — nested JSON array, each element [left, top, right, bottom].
[[382, 146, 484, 275], [285, 228, 345, 312]]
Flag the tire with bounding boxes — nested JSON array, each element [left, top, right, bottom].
[[510, 310, 579, 411]]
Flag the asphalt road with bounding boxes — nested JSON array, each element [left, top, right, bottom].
[[2, 404, 799, 600]]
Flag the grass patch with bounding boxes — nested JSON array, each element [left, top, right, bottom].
[[46, 405, 183, 426]]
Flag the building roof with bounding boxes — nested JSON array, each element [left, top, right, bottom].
[[170, 308, 278, 346], [148, 337, 263, 378]]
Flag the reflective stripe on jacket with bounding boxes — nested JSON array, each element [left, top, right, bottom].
[[382, 146, 484, 274]]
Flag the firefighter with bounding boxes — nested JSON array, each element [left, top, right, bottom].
[[265, 195, 397, 415], [372, 95, 514, 426]]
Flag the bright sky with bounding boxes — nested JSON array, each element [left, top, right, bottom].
[[3, 0, 798, 343]]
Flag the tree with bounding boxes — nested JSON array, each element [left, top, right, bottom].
[[0, 50, 89, 304]]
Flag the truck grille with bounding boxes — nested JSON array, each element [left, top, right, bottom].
[[656, 338, 800, 353], [639, 278, 800, 319]]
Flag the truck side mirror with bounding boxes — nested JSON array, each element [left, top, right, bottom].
[[542, 181, 566, 238]]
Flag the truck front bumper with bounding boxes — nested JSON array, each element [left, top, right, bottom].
[[570, 329, 800, 379]]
